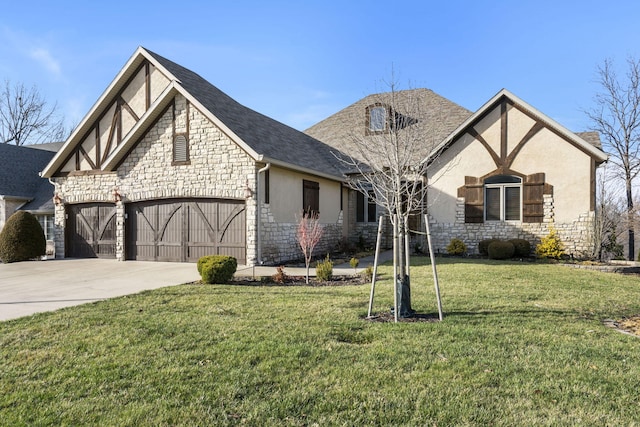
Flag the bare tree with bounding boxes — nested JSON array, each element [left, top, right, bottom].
[[296, 213, 324, 284], [591, 164, 625, 261], [0, 80, 66, 145], [335, 79, 452, 320], [587, 58, 640, 260]]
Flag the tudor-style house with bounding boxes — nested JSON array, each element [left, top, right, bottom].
[[41, 47, 349, 265], [306, 89, 608, 256], [41, 47, 607, 263]]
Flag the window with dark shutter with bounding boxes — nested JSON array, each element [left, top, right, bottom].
[[303, 180, 319, 216], [264, 169, 270, 204], [484, 175, 522, 222], [460, 176, 484, 223], [523, 173, 550, 223]]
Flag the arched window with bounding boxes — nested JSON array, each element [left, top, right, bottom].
[[484, 175, 521, 221]]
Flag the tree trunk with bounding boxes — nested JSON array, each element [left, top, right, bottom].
[[397, 215, 413, 317], [627, 179, 635, 261]]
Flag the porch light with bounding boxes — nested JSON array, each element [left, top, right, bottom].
[[244, 180, 253, 199], [113, 188, 122, 203], [53, 193, 63, 205]]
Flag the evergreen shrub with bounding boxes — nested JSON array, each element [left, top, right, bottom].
[[0, 211, 46, 263], [509, 239, 532, 257], [478, 239, 500, 256], [488, 240, 515, 260], [316, 254, 333, 281], [446, 238, 467, 256], [198, 255, 237, 284], [535, 228, 565, 259]]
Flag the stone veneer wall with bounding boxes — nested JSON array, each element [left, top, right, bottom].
[[51, 94, 258, 263], [428, 194, 595, 257], [259, 205, 343, 265]]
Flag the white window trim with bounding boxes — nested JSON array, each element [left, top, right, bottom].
[[484, 183, 522, 222]]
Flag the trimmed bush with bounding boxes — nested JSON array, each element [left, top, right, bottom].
[[198, 255, 237, 284], [488, 240, 515, 260], [535, 228, 565, 259], [478, 239, 500, 256], [316, 254, 333, 281], [0, 211, 46, 263], [446, 238, 467, 256], [509, 239, 532, 257]]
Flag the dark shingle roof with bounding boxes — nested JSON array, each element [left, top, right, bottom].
[[575, 131, 602, 149], [304, 88, 473, 165], [0, 144, 55, 205], [146, 49, 349, 178]]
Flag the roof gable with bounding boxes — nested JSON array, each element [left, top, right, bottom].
[[427, 89, 608, 165], [305, 88, 473, 166], [43, 47, 346, 181]]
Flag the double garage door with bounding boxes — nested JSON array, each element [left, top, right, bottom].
[[66, 199, 246, 263]]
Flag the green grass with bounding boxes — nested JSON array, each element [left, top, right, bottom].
[[1, 258, 640, 426]]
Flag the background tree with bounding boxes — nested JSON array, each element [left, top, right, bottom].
[[587, 58, 640, 260], [296, 213, 324, 284], [591, 164, 625, 261], [335, 78, 451, 320], [0, 80, 66, 145]]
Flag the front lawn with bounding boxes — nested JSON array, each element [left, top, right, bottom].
[[1, 258, 639, 425]]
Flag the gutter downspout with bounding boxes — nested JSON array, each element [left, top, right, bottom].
[[256, 163, 271, 264]]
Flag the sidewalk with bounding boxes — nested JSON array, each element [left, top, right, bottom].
[[234, 250, 393, 278]]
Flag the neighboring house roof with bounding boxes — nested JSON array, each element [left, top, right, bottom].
[[0, 143, 56, 211], [427, 88, 608, 165], [27, 142, 65, 152], [42, 47, 348, 181], [305, 88, 473, 165]]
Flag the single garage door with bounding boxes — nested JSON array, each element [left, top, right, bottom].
[[66, 203, 117, 258], [125, 199, 246, 263]]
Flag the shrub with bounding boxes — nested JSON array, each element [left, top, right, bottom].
[[198, 255, 237, 284], [535, 228, 565, 259], [488, 240, 515, 260], [272, 266, 288, 284], [0, 211, 46, 263], [509, 239, 532, 257], [361, 265, 374, 282], [446, 238, 467, 256], [478, 239, 500, 256], [349, 257, 359, 273], [316, 254, 333, 281]]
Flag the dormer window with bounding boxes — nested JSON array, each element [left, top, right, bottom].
[[366, 104, 389, 134]]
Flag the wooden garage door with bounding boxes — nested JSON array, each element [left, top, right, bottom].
[[125, 199, 246, 263], [66, 203, 117, 258]]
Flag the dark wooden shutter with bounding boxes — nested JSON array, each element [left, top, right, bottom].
[[523, 173, 549, 223], [458, 176, 484, 223]]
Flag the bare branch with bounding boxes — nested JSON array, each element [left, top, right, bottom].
[[0, 80, 66, 146]]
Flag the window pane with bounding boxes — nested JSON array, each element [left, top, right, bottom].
[[505, 186, 521, 221], [485, 187, 501, 221], [367, 191, 376, 222], [370, 107, 386, 131], [356, 192, 365, 222]]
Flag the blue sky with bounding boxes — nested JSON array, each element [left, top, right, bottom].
[[1, 1, 639, 134]]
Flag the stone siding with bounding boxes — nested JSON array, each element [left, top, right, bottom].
[[429, 194, 595, 257], [260, 205, 343, 265], [51, 95, 257, 262]]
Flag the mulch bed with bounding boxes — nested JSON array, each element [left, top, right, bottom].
[[364, 311, 441, 323], [229, 275, 367, 287]]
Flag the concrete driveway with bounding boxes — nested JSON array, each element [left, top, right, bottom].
[[0, 259, 200, 322]]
